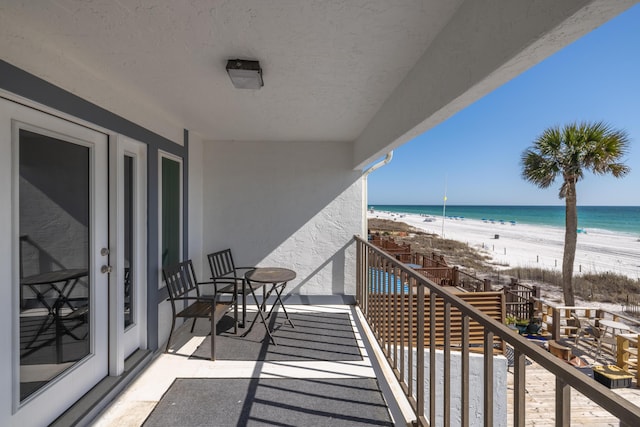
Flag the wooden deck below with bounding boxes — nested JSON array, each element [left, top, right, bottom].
[[505, 337, 640, 426]]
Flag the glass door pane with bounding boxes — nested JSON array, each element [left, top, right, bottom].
[[123, 155, 133, 329], [161, 157, 180, 268], [19, 130, 90, 401]]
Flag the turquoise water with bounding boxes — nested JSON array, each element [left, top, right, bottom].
[[369, 205, 640, 236]]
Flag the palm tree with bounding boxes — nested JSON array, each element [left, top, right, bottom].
[[520, 121, 630, 306]]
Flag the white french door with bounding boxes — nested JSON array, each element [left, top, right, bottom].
[[0, 99, 109, 425], [109, 135, 147, 374]]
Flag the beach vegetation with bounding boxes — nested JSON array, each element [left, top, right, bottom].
[[520, 121, 631, 306], [502, 267, 640, 307], [499, 267, 562, 287]]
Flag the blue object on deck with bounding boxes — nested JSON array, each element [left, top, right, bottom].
[[525, 334, 548, 340], [369, 267, 410, 293]]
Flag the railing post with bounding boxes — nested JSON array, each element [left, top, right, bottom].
[[400, 269, 406, 391], [444, 302, 451, 427], [461, 316, 469, 427], [417, 282, 425, 424], [356, 239, 362, 306], [383, 262, 390, 352], [483, 279, 492, 292], [514, 348, 526, 427], [555, 377, 570, 426], [552, 308, 561, 340], [484, 331, 494, 426], [361, 243, 372, 317], [408, 275, 414, 401], [429, 293, 436, 425], [392, 266, 398, 370], [452, 266, 459, 287], [374, 251, 382, 335]]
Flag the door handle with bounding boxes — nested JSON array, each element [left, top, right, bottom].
[[101, 265, 112, 274], [101, 248, 110, 256]]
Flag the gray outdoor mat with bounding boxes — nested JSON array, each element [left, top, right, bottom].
[[191, 311, 362, 361], [143, 378, 394, 426]]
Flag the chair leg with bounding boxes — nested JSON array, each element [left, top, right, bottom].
[[190, 317, 197, 333], [210, 302, 216, 361], [592, 340, 603, 362], [233, 291, 238, 334], [165, 316, 176, 353], [241, 287, 247, 328]]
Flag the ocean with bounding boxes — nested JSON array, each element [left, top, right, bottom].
[[368, 205, 640, 237]]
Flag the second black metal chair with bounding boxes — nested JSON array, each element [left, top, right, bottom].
[[207, 249, 256, 328]]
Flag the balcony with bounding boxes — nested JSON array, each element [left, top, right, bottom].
[[93, 237, 640, 426]]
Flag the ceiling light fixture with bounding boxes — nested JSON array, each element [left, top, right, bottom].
[[226, 59, 263, 89]]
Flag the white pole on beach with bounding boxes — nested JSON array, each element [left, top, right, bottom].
[[441, 180, 448, 237]]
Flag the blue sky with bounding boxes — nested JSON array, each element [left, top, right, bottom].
[[368, 5, 640, 206]]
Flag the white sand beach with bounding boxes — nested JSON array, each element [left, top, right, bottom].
[[368, 210, 640, 280]]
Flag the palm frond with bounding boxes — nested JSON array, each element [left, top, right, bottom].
[[521, 120, 631, 198]]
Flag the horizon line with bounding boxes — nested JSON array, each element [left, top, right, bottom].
[[368, 203, 640, 207]]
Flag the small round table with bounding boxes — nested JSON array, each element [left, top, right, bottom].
[[599, 319, 631, 334], [242, 267, 296, 344]]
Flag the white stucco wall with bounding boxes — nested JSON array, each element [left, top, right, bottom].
[[188, 133, 205, 277], [398, 348, 508, 427], [202, 141, 362, 300]]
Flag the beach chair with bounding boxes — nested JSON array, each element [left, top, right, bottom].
[[571, 314, 595, 346]]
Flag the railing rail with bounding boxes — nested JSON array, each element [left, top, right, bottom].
[[355, 236, 640, 427]]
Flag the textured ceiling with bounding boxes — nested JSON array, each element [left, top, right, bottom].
[[0, 0, 463, 142]]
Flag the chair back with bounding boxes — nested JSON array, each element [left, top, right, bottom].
[[570, 314, 581, 329], [207, 249, 237, 278], [162, 260, 201, 303]]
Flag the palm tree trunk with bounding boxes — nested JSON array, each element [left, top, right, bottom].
[[563, 180, 578, 306]]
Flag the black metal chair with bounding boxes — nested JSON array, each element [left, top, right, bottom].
[[162, 260, 237, 360], [207, 249, 256, 328]]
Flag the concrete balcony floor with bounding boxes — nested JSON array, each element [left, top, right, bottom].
[[92, 304, 640, 426], [93, 305, 414, 426]]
